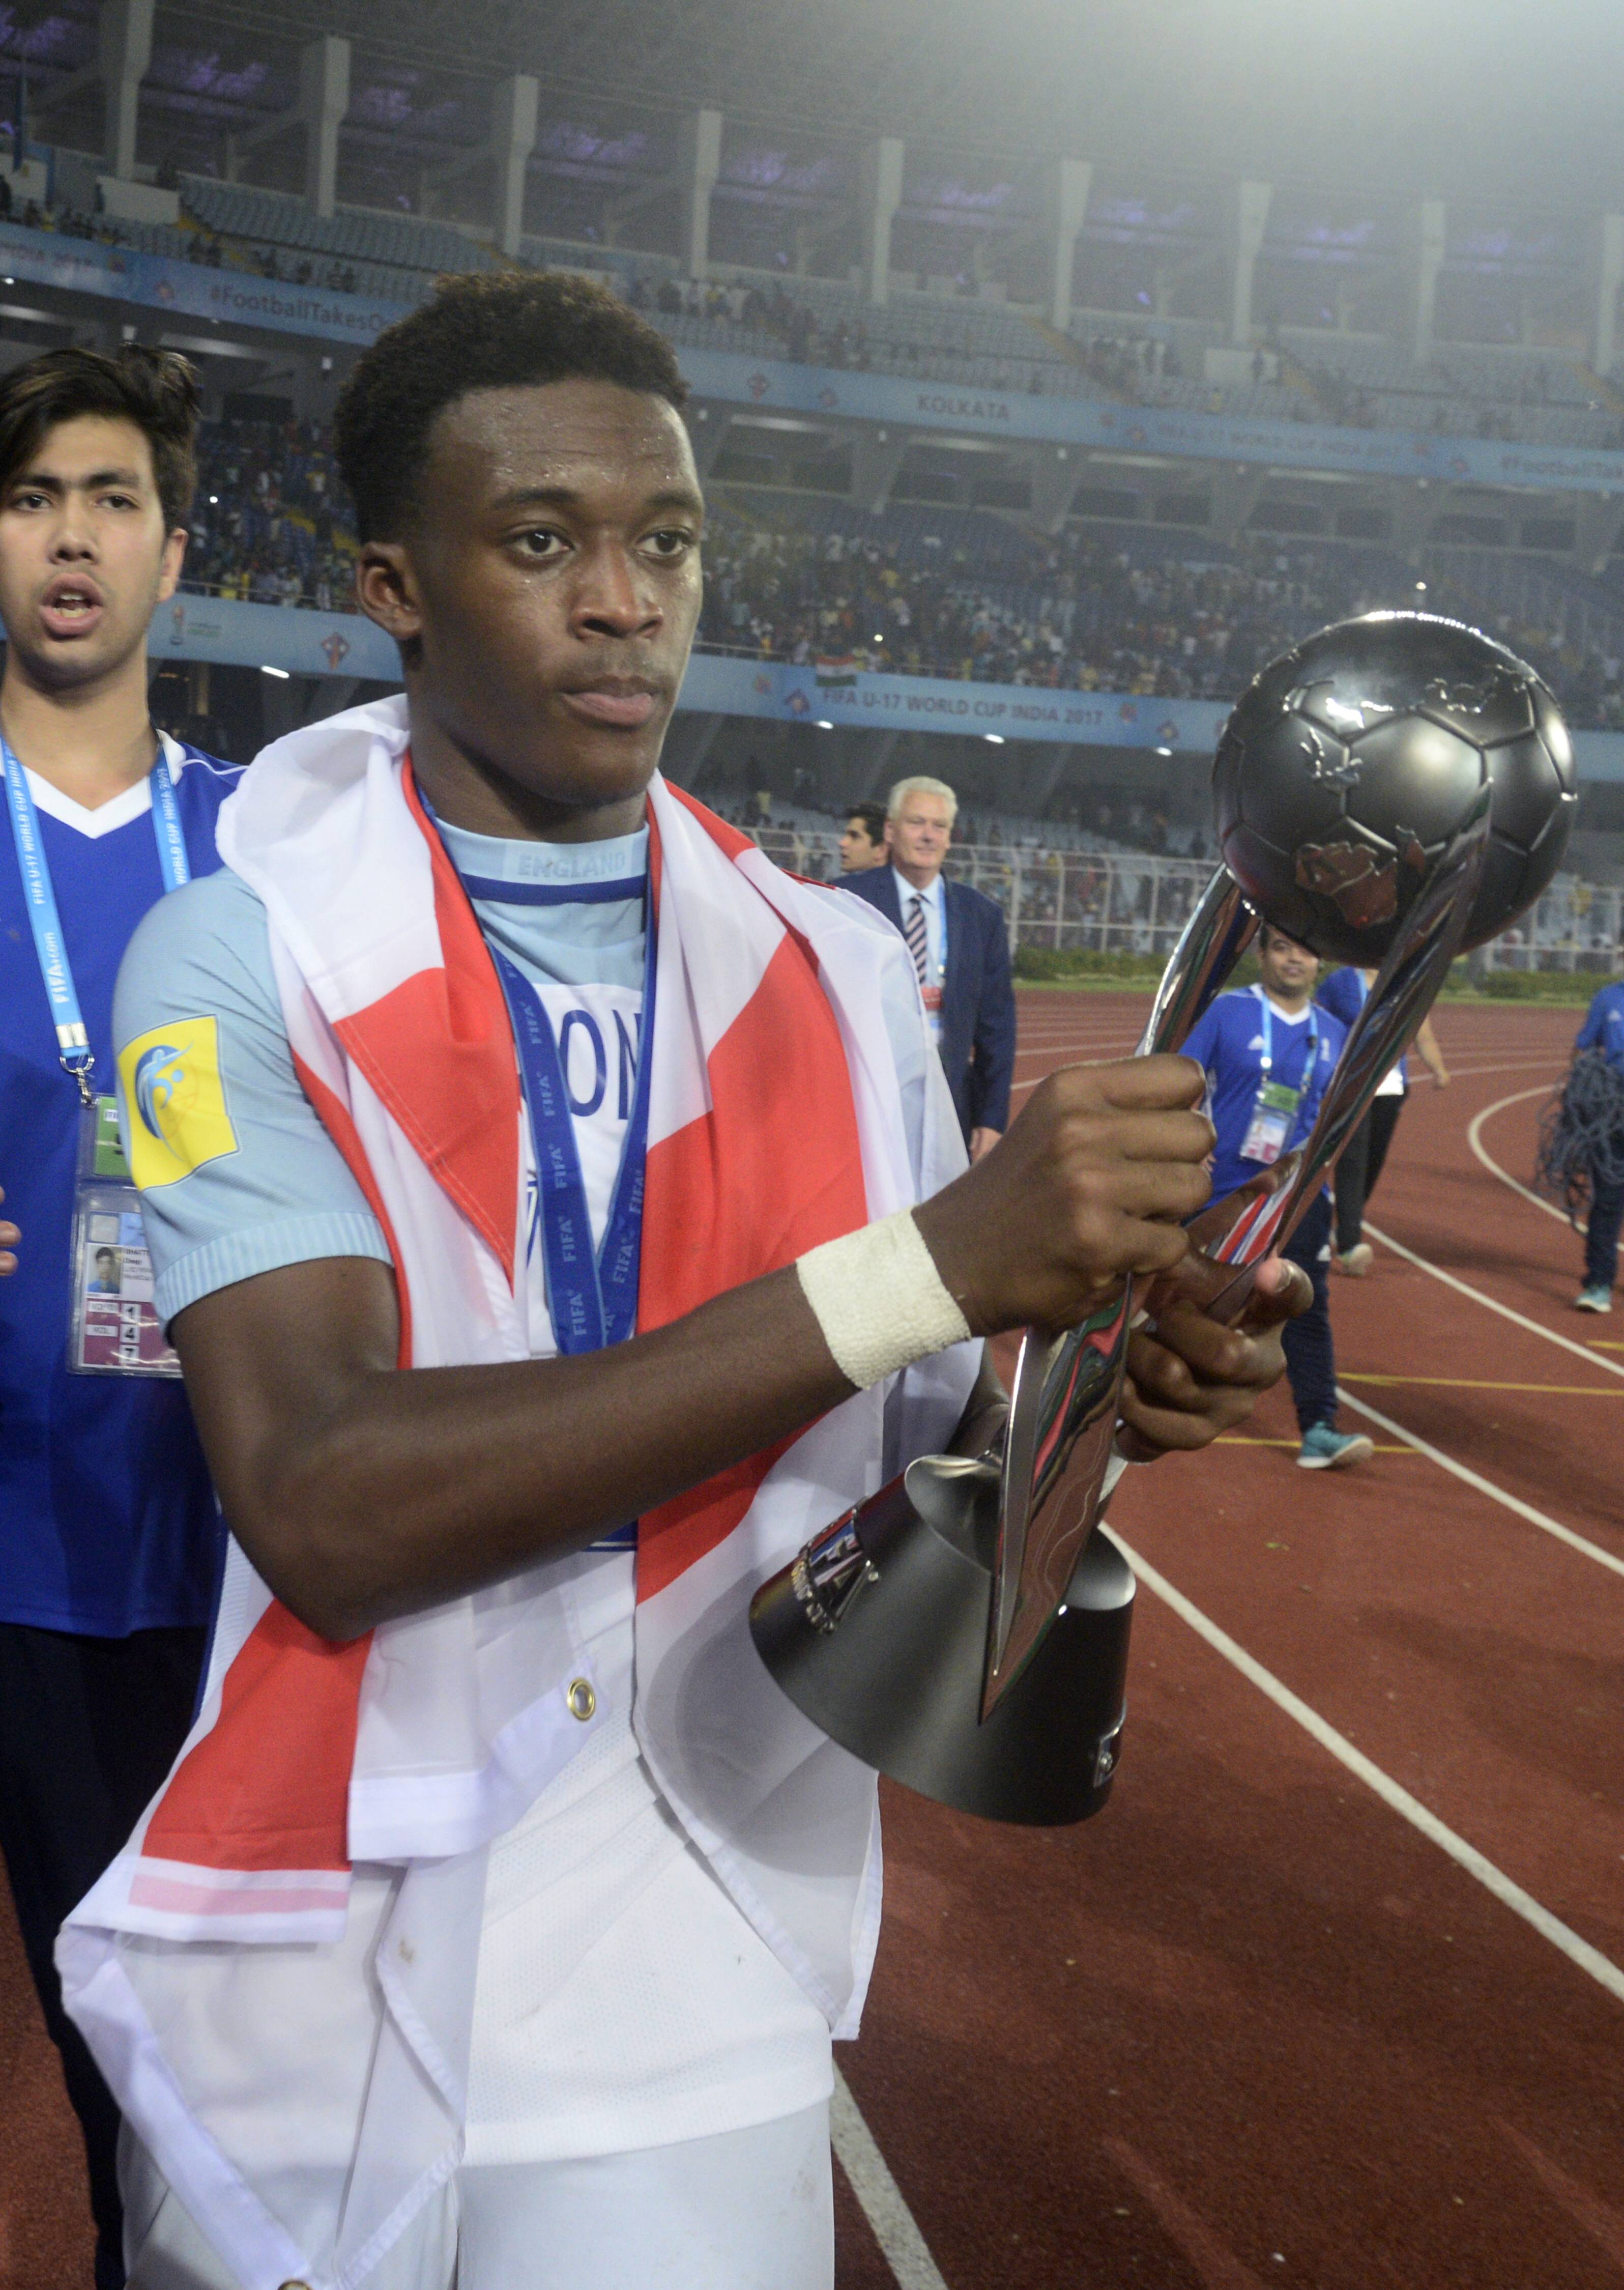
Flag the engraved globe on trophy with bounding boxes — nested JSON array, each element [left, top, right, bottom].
[[750, 616, 1577, 1825]]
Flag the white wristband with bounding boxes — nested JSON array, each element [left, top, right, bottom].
[[797, 1209, 971, 1390]]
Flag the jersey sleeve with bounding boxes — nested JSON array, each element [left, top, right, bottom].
[[1576, 989, 1607, 1052], [1179, 1003, 1220, 1081], [1315, 968, 1358, 1029], [112, 866, 392, 1327]]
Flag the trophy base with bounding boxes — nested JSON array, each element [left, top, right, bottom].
[[749, 1454, 1133, 1826]]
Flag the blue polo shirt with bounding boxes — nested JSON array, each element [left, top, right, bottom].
[[1317, 966, 1407, 1090], [1576, 981, 1624, 1076], [0, 739, 240, 1635], [1181, 984, 1347, 1205]]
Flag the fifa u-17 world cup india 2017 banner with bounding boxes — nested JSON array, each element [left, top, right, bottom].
[[678, 649, 1238, 751], [151, 595, 1624, 780], [3, 218, 1624, 496], [676, 654, 1624, 779]]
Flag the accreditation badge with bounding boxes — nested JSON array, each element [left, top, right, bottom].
[[68, 1096, 180, 1376], [1239, 1076, 1303, 1167]]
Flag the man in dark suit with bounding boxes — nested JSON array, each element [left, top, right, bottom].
[[839, 776, 1016, 1161]]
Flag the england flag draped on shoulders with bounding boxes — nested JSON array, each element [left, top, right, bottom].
[[58, 695, 977, 2290]]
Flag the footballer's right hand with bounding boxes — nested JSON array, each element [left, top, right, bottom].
[[0, 1187, 17, 1276], [913, 1056, 1212, 1338]]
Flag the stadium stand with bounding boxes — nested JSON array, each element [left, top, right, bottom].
[[6, 167, 1623, 451], [164, 407, 1624, 731]]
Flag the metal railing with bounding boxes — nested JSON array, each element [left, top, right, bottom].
[[1482, 877, 1624, 973], [751, 829, 1624, 975]]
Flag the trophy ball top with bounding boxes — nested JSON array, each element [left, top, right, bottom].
[[1212, 611, 1576, 965]]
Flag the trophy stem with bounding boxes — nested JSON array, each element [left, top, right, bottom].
[[984, 866, 1257, 1716]]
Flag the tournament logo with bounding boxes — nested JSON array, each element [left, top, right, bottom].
[[118, 1016, 239, 1189], [134, 1041, 188, 1135]]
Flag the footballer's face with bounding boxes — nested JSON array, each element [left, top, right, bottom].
[[0, 415, 185, 693], [359, 377, 704, 839]]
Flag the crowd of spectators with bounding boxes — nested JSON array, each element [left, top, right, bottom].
[[698, 512, 1405, 696], [158, 409, 1624, 729], [697, 504, 1624, 725], [3, 166, 1620, 450], [629, 271, 1072, 390], [161, 406, 1624, 729], [181, 414, 355, 612], [1488, 611, 1624, 729]]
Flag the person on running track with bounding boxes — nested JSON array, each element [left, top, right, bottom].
[[0, 346, 239, 2290], [1317, 965, 1450, 1277], [66, 271, 1312, 2290], [1181, 925, 1374, 1471], [1570, 976, 1624, 1313]]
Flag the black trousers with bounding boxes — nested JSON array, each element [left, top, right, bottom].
[[1585, 1148, 1624, 1292], [1281, 1189, 1339, 1436], [1333, 1092, 1405, 1255], [0, 1620, 205, 2290]]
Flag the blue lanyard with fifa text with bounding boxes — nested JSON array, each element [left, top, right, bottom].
[[3, 735, 190, 1106], [492, 922, 656, 1356]]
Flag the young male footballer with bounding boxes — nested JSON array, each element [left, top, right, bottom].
[[69, 274, 1304, 2290]]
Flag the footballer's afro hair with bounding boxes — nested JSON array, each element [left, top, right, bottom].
[[334, 270, 690, 542]]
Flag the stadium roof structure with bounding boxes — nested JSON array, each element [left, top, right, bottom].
[[5, 0, 1624, 214]]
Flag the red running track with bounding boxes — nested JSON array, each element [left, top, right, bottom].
[[840, 990, 1624, 2289], [4, 992, 1620, 2288]]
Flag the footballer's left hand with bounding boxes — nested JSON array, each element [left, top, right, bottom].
[[1116, 1251, 1311, 1463]]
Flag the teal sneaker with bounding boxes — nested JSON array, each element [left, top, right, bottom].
[[1297, 1422, 1375, 1470], [1575, 1285, 1613, 1314]]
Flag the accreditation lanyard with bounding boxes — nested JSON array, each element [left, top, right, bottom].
[[491, 921, 656, 1357], [3, 736, 190, 1105], [1241, 987, 1318, 1166]]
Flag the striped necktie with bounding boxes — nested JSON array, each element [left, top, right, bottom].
[[904, 893, 930, 987]]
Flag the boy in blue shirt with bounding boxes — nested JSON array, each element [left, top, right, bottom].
[[1182, 925, 1374, 1469], [1573, 978, 1624, 1312], [0, 346, 239, 2288]]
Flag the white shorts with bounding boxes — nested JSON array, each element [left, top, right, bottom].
[[121, 2101, 834, 2290]]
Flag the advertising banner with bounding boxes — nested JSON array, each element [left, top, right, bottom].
[[154, 592, 400, 679], [676, 346, 1624, 498]]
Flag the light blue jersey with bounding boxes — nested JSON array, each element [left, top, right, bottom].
[[114, 823, 936, 1331]]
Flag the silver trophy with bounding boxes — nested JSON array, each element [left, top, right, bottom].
[[752, 615, 1576, 1824]]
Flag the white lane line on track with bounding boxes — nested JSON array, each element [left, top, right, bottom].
[[832, 2069, 950, 2290], [1363, 1221, 1624, 1381], [1116, 1537, 1624, 2009], [1441, 1058, 1570, 1079], [1333, 1386, 1624, 1581]]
